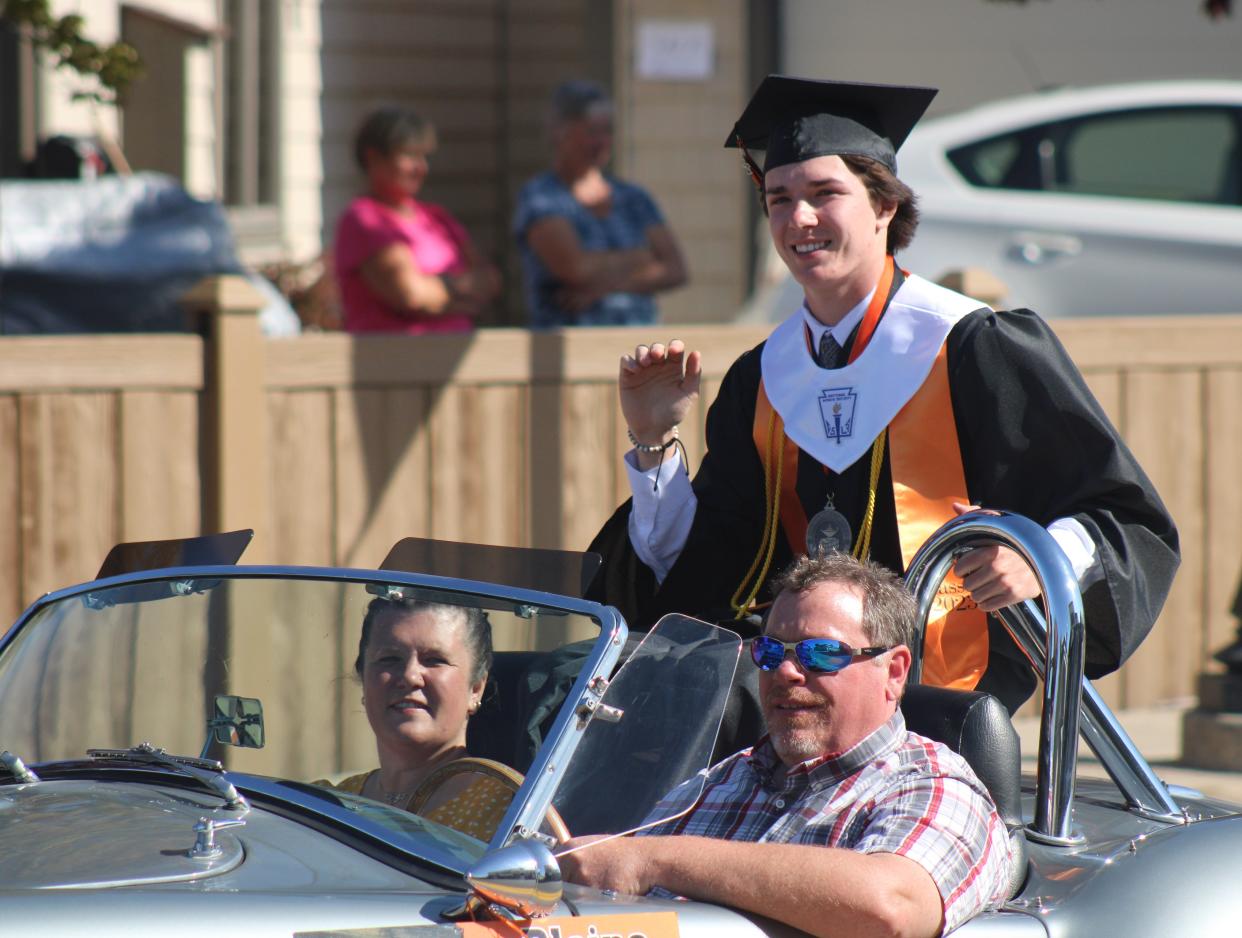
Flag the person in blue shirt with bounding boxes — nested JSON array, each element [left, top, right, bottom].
[[513, 80, 687, 328]]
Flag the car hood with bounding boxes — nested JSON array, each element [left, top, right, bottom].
[[0, 779, 244, 888]]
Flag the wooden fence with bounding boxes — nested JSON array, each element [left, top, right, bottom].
[[2, 275, 1241, 714]]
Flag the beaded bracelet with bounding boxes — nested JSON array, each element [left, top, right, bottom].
[[627, 425, 679, 453]]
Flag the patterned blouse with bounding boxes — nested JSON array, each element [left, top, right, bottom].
[[324, 767, 513, 843], [639, 711, 1014, 933], [513, 171, 667, 328]]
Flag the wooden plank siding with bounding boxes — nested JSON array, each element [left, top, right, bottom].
[[3, 313, 1242, 718], [318, 0, 608, 327], [612, 0, 752, 326], [317, 0, 752, 327], [0, 336, 203, 622]]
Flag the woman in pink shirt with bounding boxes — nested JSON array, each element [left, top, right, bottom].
[[334, 107, 501, 333]]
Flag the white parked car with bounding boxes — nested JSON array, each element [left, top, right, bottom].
[[757, 81, 1242, 319]]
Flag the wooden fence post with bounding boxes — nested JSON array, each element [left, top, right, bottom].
[[182, 275, 271, 563], [937, 268, 1009, 310]]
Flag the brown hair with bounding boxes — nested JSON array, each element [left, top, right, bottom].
[[354, 597, 492, 684], [769, 552, 917, 649], [840, 155, 920, 254], [548, 79, 612, 124], [353, 106, 437, 171]]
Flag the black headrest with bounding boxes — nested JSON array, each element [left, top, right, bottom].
[[901, 683, 1028, 897], [467, 650, 545, 768], [901, 684, 1022, 826]]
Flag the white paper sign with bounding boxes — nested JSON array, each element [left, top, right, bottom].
[[635, 20, 715, 81]]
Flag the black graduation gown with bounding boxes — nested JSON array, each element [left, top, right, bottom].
[[587, 305, 1181, 712]]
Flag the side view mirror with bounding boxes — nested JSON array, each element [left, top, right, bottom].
[[465, 839, 562, 917], [201, 695, 265, 759]]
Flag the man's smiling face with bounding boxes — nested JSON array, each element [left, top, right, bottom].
[[760, 580, 908, 765], [763, 154, 894, 322]]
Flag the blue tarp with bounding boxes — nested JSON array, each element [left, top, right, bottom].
[[0, 172, 296, 335]]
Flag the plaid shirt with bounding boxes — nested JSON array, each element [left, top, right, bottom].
[[639, 711, 1013, 934]]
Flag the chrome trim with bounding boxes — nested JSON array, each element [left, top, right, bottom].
[[6, 562, 614, 630], [492, 611, 628, 848], [905, 511, 1085, 843], [1, 749, 40, 783], [998, 603, 1184, 823], [88, 743, 248, 813], [465, 839, 563, 917], [188, 816, 247, 860]]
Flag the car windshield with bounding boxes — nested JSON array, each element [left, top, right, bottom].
[[0, 572, 604, 857], [0, 566, 742, 875], [549, 614, 743, 840]]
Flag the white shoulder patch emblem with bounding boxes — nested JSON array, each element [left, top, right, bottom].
[[818, 387, 858, 444]]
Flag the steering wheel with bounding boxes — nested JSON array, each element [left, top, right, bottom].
[[406, 756, 571, 844]]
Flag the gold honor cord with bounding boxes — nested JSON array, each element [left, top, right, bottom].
[[731, 407, 784, 619], [851, 428, 886, 561]]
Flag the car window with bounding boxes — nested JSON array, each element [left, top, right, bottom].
[[948, 105, 1241, 205], [1056, 107, 1238, 204], [948, 130, 1043, 190]]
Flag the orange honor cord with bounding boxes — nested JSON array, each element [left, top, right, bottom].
[[799, 255, 895, 366], [733, 384, 792, 617], [888, 347, 988, 690], [846, 255, 895, 364], [754, 385, 807, 555]]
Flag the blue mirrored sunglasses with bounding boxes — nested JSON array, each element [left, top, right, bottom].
[[750, 635, 892, 673]]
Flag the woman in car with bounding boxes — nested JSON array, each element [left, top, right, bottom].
[[325, 597, 513, 840]]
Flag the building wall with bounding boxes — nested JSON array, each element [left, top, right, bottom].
[[38, 0, 123, 140], [317, 0, 604, 325], [781, 0, 1242, 119], [28, 2, 755, 323], [27, 2, 1240, 319], [612, 0, 752, 325], [317, 0, 753, 326], [43, 0, 221, 196], [277, 0, 326, 261], [32, 1, 323, 259]]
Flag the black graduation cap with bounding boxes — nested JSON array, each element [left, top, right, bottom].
[[725, 75, 938, 177]]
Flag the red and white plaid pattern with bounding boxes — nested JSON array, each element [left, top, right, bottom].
[[640, 711, 1013, 933]]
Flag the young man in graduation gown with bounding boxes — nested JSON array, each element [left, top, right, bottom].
[[586, 76, 1179, 711]]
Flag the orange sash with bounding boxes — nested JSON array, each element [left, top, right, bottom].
[[752, 351, 988, 690]]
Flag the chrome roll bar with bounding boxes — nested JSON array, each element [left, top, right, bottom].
[[906, 512, 1085, 844], [995, 603, 1184, 825], [905, 511, 1182, 844]]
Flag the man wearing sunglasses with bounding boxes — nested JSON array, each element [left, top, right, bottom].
[[562, 552, 1012, 938]]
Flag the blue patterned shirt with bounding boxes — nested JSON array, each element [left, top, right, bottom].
[[513, 172, 666, 328]]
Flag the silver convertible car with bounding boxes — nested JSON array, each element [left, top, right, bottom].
[[2, 515, 1241, 936]]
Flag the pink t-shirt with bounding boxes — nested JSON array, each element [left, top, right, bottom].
[[333, 195, 476, 334]]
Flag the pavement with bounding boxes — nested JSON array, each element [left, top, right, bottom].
[[1012, 700, 1242, 804]]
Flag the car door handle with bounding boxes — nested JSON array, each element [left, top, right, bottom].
[[1008, 231, 1083, 265]]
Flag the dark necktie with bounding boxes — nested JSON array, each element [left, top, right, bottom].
[[818, 331, 846, 370]]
